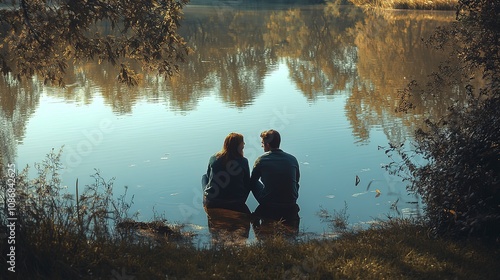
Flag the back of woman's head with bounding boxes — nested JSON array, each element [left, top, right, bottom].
[[216, 132, 243, 163]]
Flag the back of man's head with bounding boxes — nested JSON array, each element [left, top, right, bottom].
[[260, 129, 281, 149]]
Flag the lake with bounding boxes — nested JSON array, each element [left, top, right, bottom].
[[1, 4, 459, 244]]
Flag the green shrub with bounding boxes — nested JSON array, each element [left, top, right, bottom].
[[390, 0, 500, 240]]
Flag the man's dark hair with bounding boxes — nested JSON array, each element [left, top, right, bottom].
[[260, 129, 281, 149]]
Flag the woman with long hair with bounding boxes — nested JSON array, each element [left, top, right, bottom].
[[202, 132, 251, 213]]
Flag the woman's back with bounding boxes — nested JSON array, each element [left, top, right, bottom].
[[204, 155, 250, 203]]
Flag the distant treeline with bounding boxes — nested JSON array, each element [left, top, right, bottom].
[[188, 0, 328, 5]]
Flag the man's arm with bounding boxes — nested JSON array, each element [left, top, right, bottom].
[[242, 158, 252, 190], [250, 158, 262, 191], [295, 157, 300, 191]]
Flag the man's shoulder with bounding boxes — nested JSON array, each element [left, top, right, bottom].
[[256, 151, 272, 159], [278, 150, 299, 164], [254, 152, 271, 165], [274, 149, 295, 157], [261, 150, 297, 161]]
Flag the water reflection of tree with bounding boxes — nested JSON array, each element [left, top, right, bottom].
[[350, 11, 465, 143], [178, 8, 277, 107], [0, 5, 471, 152], [0, 77, 40, 168], [264, 7, 362, 99]]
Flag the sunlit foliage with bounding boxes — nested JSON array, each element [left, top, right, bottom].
[[0, 0, 191, 86]]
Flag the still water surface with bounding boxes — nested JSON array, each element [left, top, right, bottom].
[[2, 4, 459, 243]]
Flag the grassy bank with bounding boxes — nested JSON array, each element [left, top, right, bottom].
[[2, 218, 498, 279], [348, 0, 459, 10], [98, 221, 499, 279]]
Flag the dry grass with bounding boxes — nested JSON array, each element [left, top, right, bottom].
[[2, 216, 498, 279], [102, 221, 498, 279]]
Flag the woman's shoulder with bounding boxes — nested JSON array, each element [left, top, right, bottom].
[[230, 157, 249, 168], [208, 154, 220, 164], [238, 156, 249, 164]]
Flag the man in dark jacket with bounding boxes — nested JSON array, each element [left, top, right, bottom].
[[250, 129, 300, 207]]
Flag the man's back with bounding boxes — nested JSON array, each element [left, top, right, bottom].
[[251, 149, 300, 205]]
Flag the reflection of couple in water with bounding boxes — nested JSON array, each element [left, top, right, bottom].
[[201, 129, 300, 243]]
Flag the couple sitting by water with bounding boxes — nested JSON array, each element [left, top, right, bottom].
[[202, 129, 300, 220]]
